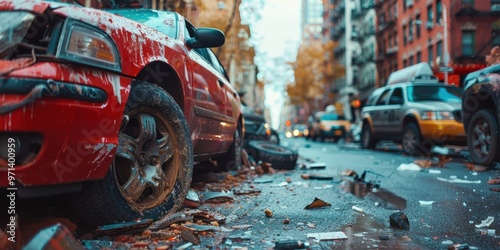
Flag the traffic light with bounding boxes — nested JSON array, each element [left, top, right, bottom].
[[286, 120, 291, 126], [351, 99, 361, 108]]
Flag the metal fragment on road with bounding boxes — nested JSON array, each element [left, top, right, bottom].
[[96, 218, 153, 236], [183, 209, 227, 224], [149, 212, 194, 231], [306, 231, 348, 240], [389, 212, 409, 230], [202, 190, 234, 202]]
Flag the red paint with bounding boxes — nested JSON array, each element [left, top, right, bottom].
[[0, 0, 241, 187]]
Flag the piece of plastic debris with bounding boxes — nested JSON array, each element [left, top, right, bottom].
[[265, 209, 273, 217], [185, 189, 201, 208], [253, 177, 274, 183], [475, 216, 494, 228], [390, 212, 409, 230], [428, 170, 442, 174], [301, 162, 327, 170], [271, 181, 289, 187], [24, 223, 84, 250], [202, 190, 234, 202], [304, 197, 332, 209], [488, 229, 496, 236], [97, 219, 153, 236], [351, 205, 364, 213], [306, 231, 348, 240], [274, 239, 310, 250], [437, 177, 481, 184], [419, 201, 435, 205], [397, 163, 422, 171]]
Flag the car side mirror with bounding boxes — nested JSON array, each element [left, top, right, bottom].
[[186, 28, 225, 48]]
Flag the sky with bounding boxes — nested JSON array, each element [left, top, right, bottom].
[[240, 0, 302, 129]]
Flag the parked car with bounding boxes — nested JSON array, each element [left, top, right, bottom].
[[308, 111, 351, 142], [240, 104, 279, 145], [462, 64, 500, 166], [360, 63, 465, 155], [0, 1, 243, 228], [291, 123, 309, 137]]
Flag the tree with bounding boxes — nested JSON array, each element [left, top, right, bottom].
[[287, 40, 344, 116]]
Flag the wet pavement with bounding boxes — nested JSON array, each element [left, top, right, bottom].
[[2, 137, 500, 249]]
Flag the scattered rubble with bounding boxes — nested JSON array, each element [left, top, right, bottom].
[[304, 197, 331, 209], [475, 216, 494, 228], [389, 212, 409, 230], [306, 231, 348, 241]]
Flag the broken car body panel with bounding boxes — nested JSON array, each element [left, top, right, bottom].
[[0, 0, 242, 187]]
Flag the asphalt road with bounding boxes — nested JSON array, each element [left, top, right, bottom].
[[199, 136, 500, 249]]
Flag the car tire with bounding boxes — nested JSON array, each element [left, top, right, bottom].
[[215, 123, 243, 172], [269, 129, 280, 145], [402, 123, 425, 156], [246, 140, 298, 170], [361, 122, 375, 149], [467, 109, 500, 166], [71, 82, 193, 229]]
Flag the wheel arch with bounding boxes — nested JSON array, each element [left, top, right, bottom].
[[134, 61, 186, 112], [463, 88, 497, 133]]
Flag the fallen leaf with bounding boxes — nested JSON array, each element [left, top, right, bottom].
[[488, 176, 500, 185], [463, 161, 489, 172], [264, 209, 273, 217], [304, 197, 331, 209]]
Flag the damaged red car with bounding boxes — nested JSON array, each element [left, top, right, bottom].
[[0, 0, 243, 227]]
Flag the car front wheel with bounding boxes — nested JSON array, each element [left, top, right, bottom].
[[361, 122, 375, 149], [72, 82, 193, 229], [467, 109, 500, 166], [402, 123, 423, 155]]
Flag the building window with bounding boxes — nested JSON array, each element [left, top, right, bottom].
[[416, 14, 421, 38], [436, 0, 442, 23], [403, 25, 407, 45], [427, 5, 433, 27], [409, 55, 414, 65], [493, 29, 500, 47], [428, 44, 434, 66], [437, 41, 443, 62], [403, 59, 407, 67], [462, 31, 475, 56], [408, 18, 413, 42], [394, 32, 398, 46], [417, 51, 422, 63]]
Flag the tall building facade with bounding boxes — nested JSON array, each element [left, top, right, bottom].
[[302, 0, 325, 42]]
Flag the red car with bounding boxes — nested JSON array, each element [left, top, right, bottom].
[[0, 1, 243, 227]]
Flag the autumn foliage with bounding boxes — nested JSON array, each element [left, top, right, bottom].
[[486, 46, 500, 66], [287, 40, 344, 114]]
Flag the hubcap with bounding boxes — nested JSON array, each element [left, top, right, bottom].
[[472, 119, 492, 157], [114, 112, 178, 209]]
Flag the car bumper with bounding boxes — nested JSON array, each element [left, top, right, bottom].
[[321, 127, 347, 138], [0, 62, 132, 187], [420, 120, 467, 144]]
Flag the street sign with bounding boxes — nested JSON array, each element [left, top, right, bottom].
[[440, 66, 453, 73]]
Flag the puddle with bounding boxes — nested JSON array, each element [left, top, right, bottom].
[[344, 180, 407, 210]]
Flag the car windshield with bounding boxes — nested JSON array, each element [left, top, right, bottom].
[[107, 9, 178, 38], [407, 85, 463, 103], [320, 113, 345, 121], [0, 12, 36, 59]]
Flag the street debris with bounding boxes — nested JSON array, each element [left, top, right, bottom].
[[351, 205, 364, 213], [232, 187, 262, 195], [300, 162, 327, 170], [185, 189, 201, 208], [475, 216, 494, 228], [300, 173, 334, 180], [397, 163, 422, 171], [96, 219, 152, 236], [437, 177, 481, 184], [265, 209, 273, 217], [448, 243, 470, 250], [202, 190, 235, 202], [419, 201, 435, 206], [306, 231, 348, 241], [275, 239, 310, 249], [149, 212, 194, 231], [176, 242, 193, 250], [339, 169, 358, 177], [283, 218, 291, 224], [487, 176, 500, 185], [252, 177, 274, 184], [183, 209, 226, 224], [463, 161, 489, 172], [389, 212, 409, 230], [304, 197, 331, 209], [24, 223, 84, 250], [180, 228, 200, 245]]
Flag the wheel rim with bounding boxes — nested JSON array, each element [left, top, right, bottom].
[[114, 110, 178, 209], [403, 127, 417, 153], [471, 118, 492, 158]]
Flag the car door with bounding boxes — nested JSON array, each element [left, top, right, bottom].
[[185, 24, 227, 154], [372, 88, 392, 135], [386, 87, 404, 135]]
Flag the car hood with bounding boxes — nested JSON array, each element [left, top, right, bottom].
[[410, 101, 462, 110]]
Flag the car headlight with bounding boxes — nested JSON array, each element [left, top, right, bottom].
[[57, 19, 121, 72], [421, 111, 454, 120]]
